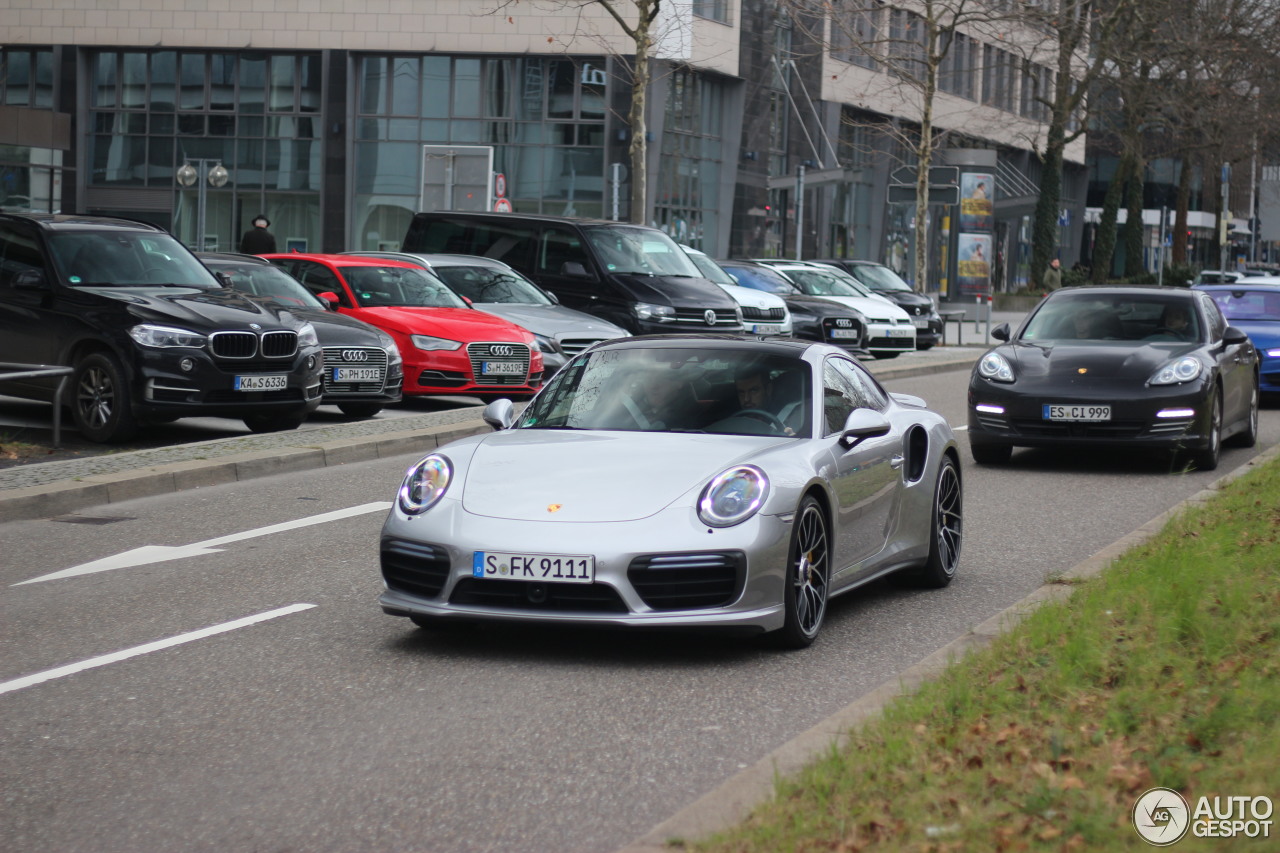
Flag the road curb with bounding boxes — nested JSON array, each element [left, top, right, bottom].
[[617, 441, 1280, 852], [0, 419, 492, 523]]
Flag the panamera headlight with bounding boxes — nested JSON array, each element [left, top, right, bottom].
[[697, 465, 769, 528], [398, 454, 452, 514], [1149, 356, 1203, 386], [296, 322, 318, 348], [129, 324, 208, 349], [977, 352, 1014, 383]]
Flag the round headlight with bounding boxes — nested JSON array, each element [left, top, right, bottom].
[[977, 352, 1014, 383], [1150, 356, 1203, 386], [697, 465, 769, 528], [398, 454, 452, 515]]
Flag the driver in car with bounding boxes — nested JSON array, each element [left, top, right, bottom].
[[735, 365, 802, 435]]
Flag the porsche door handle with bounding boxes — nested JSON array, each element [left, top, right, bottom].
[[890, 455, 905, 469]]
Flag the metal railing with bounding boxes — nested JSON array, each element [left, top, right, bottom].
[[0, 363, 74, 447]]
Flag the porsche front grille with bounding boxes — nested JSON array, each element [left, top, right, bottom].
[[627, 551, 745, 610]]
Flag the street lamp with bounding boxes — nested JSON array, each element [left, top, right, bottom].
[[176, 159, 229, 250]]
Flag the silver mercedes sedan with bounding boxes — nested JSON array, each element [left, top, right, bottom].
[[379, 336, 962, 648]]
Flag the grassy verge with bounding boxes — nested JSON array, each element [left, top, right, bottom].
[[694, 455, 1280, 852]]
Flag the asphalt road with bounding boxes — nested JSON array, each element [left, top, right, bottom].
[[2, 373, 1276, 853]]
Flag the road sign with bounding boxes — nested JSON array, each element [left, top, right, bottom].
[[494, 173, 507, 198], [888, 184, 961, 205], [889, 165, 959, 186], [493, 197, 513, 213]]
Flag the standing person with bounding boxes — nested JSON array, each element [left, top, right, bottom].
[[1043, 257, 1062, 291], [239, 215, 277, 254]]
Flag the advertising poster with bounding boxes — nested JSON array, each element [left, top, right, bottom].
[[960, 172, 994, 232], [957, 233, 992, 295]]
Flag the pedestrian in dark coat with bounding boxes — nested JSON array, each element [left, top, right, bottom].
[[239, 215, 277, 254]]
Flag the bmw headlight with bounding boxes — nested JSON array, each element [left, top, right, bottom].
[[1150, 356, 1203, 385], [398, 454, 452, 514], [296, 322, 319, 348], [632, 302, 676, 322], [977, 352, 1015, 383], [697, 465, 769, 528], [411, 334, 463, 351], [128, 324, 207, 348]]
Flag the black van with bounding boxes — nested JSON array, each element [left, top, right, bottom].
[[402, 212, 743, 336]]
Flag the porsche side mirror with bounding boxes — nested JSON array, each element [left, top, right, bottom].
[[317, 292, 340, 310], [561, 261, 593, 279], [839, 408, 891, 449], [1223, 326, 1249, 346], [991, 322, 1010, 342], [482, 398, 515, 430]]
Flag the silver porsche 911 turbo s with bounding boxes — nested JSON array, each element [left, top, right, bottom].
[[379, 335, 962, 648]]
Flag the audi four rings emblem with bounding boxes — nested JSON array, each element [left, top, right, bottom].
[[491, 345, 514, 356], [704, 310, 717, 325], [836, 318, 852, 327], [341, 350, 369, 362]]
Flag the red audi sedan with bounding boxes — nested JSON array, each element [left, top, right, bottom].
[[262, 253, 543, 400]]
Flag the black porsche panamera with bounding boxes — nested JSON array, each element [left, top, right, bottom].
[[967, 286, 1259, 470]]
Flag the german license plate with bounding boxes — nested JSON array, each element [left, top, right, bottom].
[[749, 323, 782, 335], [830, 328, 860, 339], [1043, 404, 1111, 422], [481, 361, 524, 376], [912, 319, 930, 329], [333, 367, 382, 382], [886, 328, 914, 337], [472, 551, 595, 584], [235, 374, 287, 391]]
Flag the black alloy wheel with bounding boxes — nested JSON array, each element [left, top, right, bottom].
[[71, 352, 138, 443], [772, 495, 830, 649], [1225, 376, 1259, 449], [1190, 389, 1222, 471], [899, 456, 963, 588]]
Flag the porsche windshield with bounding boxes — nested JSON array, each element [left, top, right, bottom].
[[518, 347, 811, 438], [48, 231, 221, 288], [1021, 295, 1202, 342]]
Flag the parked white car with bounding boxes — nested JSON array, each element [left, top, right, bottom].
[[681, 246, 793, 336], [749, 260, 917, 358]]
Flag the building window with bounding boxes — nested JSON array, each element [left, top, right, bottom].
[[656, 69, 725, 249], [939, 32, 975, 100], [831, 1, 880, 70], [692, 0, 731, 25], [981, 45, 1017, 113]]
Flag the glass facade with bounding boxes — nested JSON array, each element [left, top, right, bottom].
[[87, 50, 322, 251], [352, 54, 608, 251], [654, 69, 724, 249]]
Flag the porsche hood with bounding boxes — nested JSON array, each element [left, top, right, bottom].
[[460, 429, 787, 522]]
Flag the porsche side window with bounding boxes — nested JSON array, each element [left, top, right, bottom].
[[822, 360, 866, 435], [829, 357, 888, 412], [1200, 295, 1227, 340]]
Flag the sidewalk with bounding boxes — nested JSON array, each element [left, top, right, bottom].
[[0, 342, 995, 522]]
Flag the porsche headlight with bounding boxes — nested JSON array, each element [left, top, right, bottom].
[[128, 324, 207, 349], [977, 352, 1015, 383], [398, 454, 452, 514], [697, 465, 769, 528], [1149, 356, 1202, 386]]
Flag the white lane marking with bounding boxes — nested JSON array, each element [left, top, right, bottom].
[[0, 603, 316, 697], [14, 502, 392, 586]]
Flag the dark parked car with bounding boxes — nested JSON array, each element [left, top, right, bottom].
[[967, 286, 1259, 470], [1193, 282, 1280, 401], [717, 260, 870, 355], [0, 214, 323, 442], [814, 259, 943, 349], [198, 253, 403, 418]]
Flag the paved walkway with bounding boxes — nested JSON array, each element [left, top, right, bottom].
[[0, 343, 991, 522]]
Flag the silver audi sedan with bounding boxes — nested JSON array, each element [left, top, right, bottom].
[[379, 336, 962, 648]]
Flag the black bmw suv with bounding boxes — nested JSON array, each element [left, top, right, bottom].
[[0, 214, 323, 442]]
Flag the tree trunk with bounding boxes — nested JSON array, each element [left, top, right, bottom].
[[1031, 119, 1066, 290], [911, 59, 938, 294], [1122, 156, 1145, 278], [1173, 156, 1191, 264], [1092, 153, 1132, 283], [628, 12, 652, 225]]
